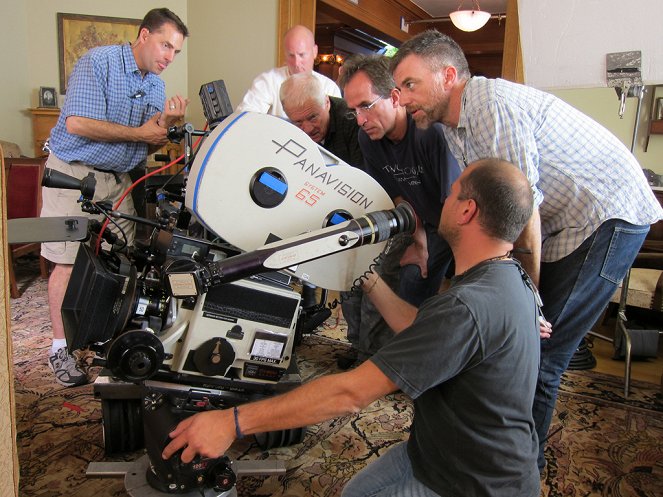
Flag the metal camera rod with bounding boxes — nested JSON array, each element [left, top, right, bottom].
[[173, 202, 416, 296], [166, 122, 208, 169]]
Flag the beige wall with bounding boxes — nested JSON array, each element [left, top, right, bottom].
[[0, 0, 188, 155], [550, 86, 663, 175], [186, 0, 279, 129], [0, 1, 32, 156], [0, 0, 279, 155]]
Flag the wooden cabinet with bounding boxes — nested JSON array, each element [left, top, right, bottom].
[[28, 108, 60, 158]]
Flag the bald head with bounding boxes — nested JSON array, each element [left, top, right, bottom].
[[458, 159, 533, 243], [283, 25, 318, 75]]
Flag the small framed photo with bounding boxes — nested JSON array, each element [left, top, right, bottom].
[[39, 87, 58, 108]]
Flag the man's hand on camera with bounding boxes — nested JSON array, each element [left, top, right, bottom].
[[162, 409, 235, 464], [140, 115, 170, 146], [158, 94, 190, 128], [399, 222, 428, 278]]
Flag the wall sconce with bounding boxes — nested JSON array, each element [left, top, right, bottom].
[[316, 54, 344, 65], [449, 1, 491, 32]]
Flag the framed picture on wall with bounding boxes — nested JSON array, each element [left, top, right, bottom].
[[57, 13, 141, 94], [39, 87, 58, 108]]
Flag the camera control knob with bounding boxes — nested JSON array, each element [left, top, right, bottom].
[[193, 337, 235, 376]]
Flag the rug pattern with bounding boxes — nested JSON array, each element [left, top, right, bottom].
[[10, 259, 663, 496]]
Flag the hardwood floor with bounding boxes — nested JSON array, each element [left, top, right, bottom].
[[588, 315, 662, 388]]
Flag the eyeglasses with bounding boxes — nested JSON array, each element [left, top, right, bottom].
[[345, 96, 384, 120]]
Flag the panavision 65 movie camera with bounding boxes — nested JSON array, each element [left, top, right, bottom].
[[30, 109, 415, 496]]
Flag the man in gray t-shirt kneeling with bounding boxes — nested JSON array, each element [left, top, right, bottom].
[[162, 159, 542, 497]]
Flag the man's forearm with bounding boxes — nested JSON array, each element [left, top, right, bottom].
[[362, 273, 417, 333], [163, 361, 397, 462], [237, 362, 394, 435], [513, 207, 542, 286], [66, 116, 146, 142]]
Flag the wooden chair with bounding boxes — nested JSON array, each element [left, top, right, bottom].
[[2, 145, 49, 298]]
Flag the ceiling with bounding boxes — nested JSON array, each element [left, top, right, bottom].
[[410, 0, 507, 17]]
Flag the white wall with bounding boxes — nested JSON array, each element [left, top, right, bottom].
[[518, 0, 663, 174], [519, 0, 663, 89]]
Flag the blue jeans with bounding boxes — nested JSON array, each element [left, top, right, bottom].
[[533, 219, 649, 469], [342, 229, 453, 359], [341, 234, 410, 358], [341, 442, 439, 497]]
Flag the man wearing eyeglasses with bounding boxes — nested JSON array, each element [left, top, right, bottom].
[[335, 54, 460, 367], [280, 72, 363, 168]]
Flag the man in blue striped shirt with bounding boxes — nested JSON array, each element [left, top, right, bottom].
[[40, 8, 188, 387], [390, 30, 663, 473]]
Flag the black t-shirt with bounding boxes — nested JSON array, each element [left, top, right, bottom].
[[371, 260, 541, 497], [323, 97, 364, 169], [358, 116, 460, 227]]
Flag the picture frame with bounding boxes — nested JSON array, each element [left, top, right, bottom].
[[39, 87, 58, 108], [57, 13, 141, 94]]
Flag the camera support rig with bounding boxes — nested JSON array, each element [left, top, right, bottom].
[[14, 110, 416, 496]]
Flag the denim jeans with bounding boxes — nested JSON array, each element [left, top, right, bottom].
[[533, 219, 649, 469], [341, 234, 409, 358], [341, 442, 440, 497], [342, 228, 453, 359]]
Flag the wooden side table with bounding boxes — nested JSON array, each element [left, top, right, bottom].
[[28, 108, 60, 157]]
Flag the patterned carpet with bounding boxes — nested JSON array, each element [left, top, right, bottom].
[[9, 258, 663, 496]]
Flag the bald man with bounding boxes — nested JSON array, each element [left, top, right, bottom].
[[163, 159, 541, 497], [236, 25, 341, 118]]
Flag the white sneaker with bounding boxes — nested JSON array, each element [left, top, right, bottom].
[[48, 347, 88, 387]]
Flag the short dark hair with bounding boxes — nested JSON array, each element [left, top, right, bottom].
[[337, 54, 394, 97], [139, 8, 188, 38], [390, 30, 470, 80], [458, 159, 533, 242]]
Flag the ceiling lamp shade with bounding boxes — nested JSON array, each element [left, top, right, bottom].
[[449, 3, 491, 32]]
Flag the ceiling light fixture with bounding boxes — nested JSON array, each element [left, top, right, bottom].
[[449, 0, 491, 32]]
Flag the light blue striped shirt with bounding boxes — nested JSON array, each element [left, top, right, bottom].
[[49, 44, 165, 172], [443, 77, 663, 262]]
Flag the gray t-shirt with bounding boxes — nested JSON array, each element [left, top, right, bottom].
[[371, 260, 541, 497]]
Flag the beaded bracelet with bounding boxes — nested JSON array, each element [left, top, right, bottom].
[[233, 406, 244, 439]]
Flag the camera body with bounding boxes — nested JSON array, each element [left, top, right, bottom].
[[63, 230, 302, 388], [49, 109, 415, 493], [62, 110, 397, 389]]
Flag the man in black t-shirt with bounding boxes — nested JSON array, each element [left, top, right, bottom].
[[336, 54, 461, 365], [163, 159, 541, 497]]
